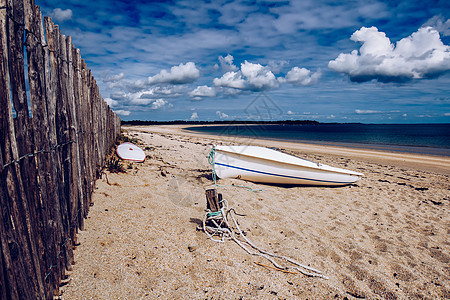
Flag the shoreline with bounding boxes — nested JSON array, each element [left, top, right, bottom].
[[126, 125, 450, 175], [184, 126, 450, 157]]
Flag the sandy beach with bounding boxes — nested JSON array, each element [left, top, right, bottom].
[[60, 125, 449, 299]]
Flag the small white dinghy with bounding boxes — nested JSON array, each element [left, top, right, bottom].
[[116, 142, 146, 162], [212, 145, 363, 186]]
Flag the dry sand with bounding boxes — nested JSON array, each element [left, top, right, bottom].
[[61, 125, 449, 299]]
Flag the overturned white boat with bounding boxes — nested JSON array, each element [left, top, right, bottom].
[[212, 145, 364, 186]]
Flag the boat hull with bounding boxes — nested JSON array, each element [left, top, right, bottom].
[[214, 146, 363, 186]]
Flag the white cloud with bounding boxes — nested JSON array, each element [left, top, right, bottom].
[[214, 61, 279, 91], [190, 112, 199, 120], [148, 62, 200, 85], [130, 95, 154, 105], [214, 60, 317, 92], [189, 85, 217, 98], [50, 8, 73, 22], [119, 86, 184, 105], [103, 72, 125, 83], [223, 87, 242, 95], [283, 67, 321, 86], [328, 26, 450, 82], [114, 89, 170, 109], [355, 109, 383, 114], [125, 79, 148, 92], [114, 109, 131, 116], [104, 97, 119, 107], [216, 111, 229, 119], [150, 99, 167, 110], [218, 54, 238, 72], [444, 113, 450, 116], [287, 110, 295, 115], [241, 61, 279, 90], [423, 16, 450, 36], [268, 60, 289, 74], [213, 71, 246, 89], [152, 86, 184, 96], [355, 109, 402, 115]]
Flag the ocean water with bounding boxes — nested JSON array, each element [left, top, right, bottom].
[[185, 123, 450, 156]]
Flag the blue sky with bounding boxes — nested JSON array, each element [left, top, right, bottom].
[[39, 0, 450, 123]]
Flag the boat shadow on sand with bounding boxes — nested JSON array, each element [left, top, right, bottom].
[[228, 181, 360, 189]]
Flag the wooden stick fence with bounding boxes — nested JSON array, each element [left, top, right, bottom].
[[0, 0, 121, 298]]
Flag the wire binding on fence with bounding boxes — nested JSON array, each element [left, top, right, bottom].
[[1, 128, 112, 172], [1, 140, 75, 171], [3, 9, 25, 27]]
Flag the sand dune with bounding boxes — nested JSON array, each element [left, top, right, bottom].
[[61, 125, 449, 299]]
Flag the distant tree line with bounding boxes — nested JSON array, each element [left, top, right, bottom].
[[121, 120, 321, 126]]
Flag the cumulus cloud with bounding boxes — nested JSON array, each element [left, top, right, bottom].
[[114, 109, 131, 116], [283, 67, 321, 85], [216, 111, 229, 119], [190, 112, 199, 120], [109, 89, 170, 110], [213, 71, 246, 89], [217, 54, 238, 72], [213, 61, 279, 91], [150, 98, 167, 109], [213, 56, 320, 92], [104, 97, 119, 107], [241, 61, 279, 90], [50, 8, 73, 22], [148, 62, 200, 85], [189, 85, 217, 99], [328, 26, 450, 82]]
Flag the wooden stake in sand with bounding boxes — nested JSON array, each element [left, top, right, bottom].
[[205, 188, 223, 212]]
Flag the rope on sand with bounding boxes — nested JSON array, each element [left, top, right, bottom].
[[201, 199, 328, 279]]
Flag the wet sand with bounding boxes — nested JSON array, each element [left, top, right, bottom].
[[60, 125, 449, 299]]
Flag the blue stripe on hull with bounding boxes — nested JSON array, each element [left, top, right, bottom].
[[215, 162, 355, 184]]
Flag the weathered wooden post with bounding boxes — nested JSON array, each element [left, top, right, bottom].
[[205, 189, 223, 212]]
